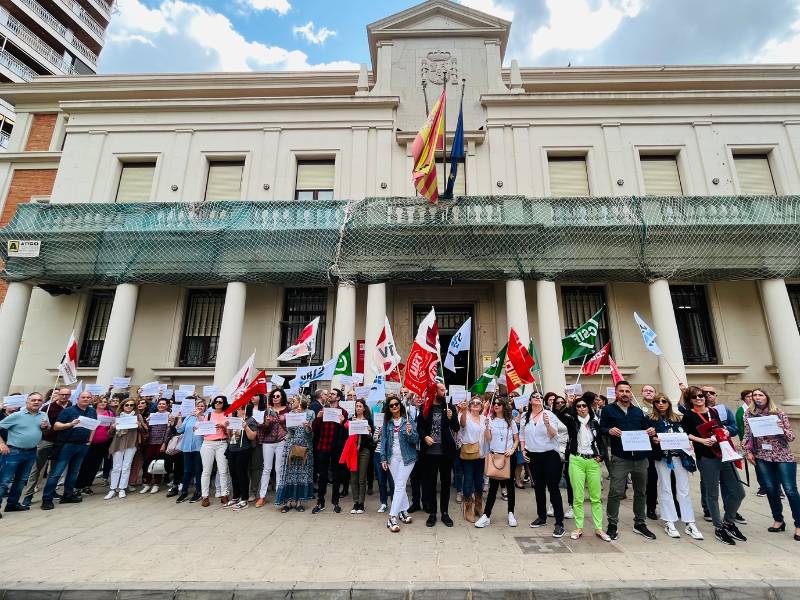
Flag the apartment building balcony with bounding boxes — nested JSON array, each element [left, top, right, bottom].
[[0, 130, 10, 149], [15, 0, 99, 65], [0, 5, 77, 74], [54, 0, 104, 42], [0, 46, 38, 81]]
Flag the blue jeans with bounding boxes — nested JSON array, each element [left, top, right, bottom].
[[181, 451, 203, 495], [43, 443, 89, 501], [0, 447, 37, 507], [373, 452, 394, 505], [453, 454, 464, 493], [756, 459, 800, 528], [461, 457, 484, 499]]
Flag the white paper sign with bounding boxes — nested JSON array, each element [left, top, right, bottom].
[[180, 399, 196, 417], [115, 414, 138, 430], [148, 412, 169, 425], [486, 379, 497, 393], [140, 382, 161, 397], [178, 384, 196, 394], [339, 400, 355, 415], [85, 384, 106, 396], [449, 385, 467, 402], [606, 387, 616, 400], [384, 382, 402, 395], [565, 384, 583, 396], [351, 373, 364, 385], [354, 386, 370, 400], [2, 395, 26, 408], [111, 377, 131, 389], [621, 430, 652, 452], [323, 407, 342, 423], [76, 416, 100, 431], [174, 390, 190, 403], [251, 409, 265, 424], [195, 420, 218, 435], [657, 432, 691, 451], [171, 406, 182, 417], [285, 412, 306, 428], [748, 415, 783, 438], [97, 415, 115, 426], [202, 385, 219, 397], [349, 419, 370, 435], [226, 417, 243, 431], [514, 395, 528, 411], [162, 389, 174, 400], [270, 375, 285, 387]]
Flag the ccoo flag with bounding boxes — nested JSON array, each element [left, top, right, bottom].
[[470, 344, 507, 394], [561, 307, 605, 362], [444, 317, 471, 373], [411, 89, 446, 203], [634, 312, 663, 356]]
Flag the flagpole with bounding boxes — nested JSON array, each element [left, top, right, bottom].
[[598, 371, 605, 396], [421, 77, 429, 114], [574, 354, 588, 386], [441, 70, 448, 198]]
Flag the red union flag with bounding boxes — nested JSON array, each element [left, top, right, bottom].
[[582, 342, 611, 376], [225, 370, 267, 416], [504, 328, 535, 394], [58, 331, 78, 385], [222, 352, 255, 401], [404, 308, 440, 400], [608, 355, 623, 385], [277, 317, 320, 361]]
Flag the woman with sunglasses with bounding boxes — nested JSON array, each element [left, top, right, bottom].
[[225, 405, 259, 511], [255, 388, 288, 508], [648, 393, 703, 540], [458, 395, 487, 523], [564, 396, 610, 541], [743, 388, 800, 541], [475, 396, 519, 528], [246, 394, 266, 502], [275, 396, 315, 512], [553, 394, 575, 520], [198, 395, 230, 507], [104, 398, 146, 500], [682, 386, 746, 545], [380, 394, 419, 532], [174, 399, 206, 503]]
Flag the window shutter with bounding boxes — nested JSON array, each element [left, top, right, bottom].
[[205, 162, 244, 202], [116, 164, 155, 203], [641, 156, 682, 195], [735, 155, 776, 195], [548, 158, 589, 197], [436, 160, 467, 196], [296, 161, 335, 190]]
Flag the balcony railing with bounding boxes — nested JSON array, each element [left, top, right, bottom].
[[17, 0, 98, 64], [0, 6, 78, 75], [62, 0, 104, 39], [0, 131, 10, 150], [0, 48, 37, 81]]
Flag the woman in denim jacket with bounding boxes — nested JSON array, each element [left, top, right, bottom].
[[380, 394, 419, 533]]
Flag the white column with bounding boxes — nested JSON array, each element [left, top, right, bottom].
[[648, 279, 688, 403], [760, 279, 800, 407], [213, 282, 247, 390], [505, 279, 530, 345], [331, 283, 356, 386], [364, 283, 386, 384], [96, 283, 139, 386], [0, 282, 33, 396], [536, 280, 567, 394]]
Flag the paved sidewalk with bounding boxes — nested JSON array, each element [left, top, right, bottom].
[[1, 478, 798, 592]]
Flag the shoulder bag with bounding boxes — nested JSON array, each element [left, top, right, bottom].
[[484, 421, 512, 480]]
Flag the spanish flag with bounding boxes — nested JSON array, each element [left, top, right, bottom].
[[411, 89, 446, 203]]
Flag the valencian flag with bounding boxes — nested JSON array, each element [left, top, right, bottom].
[[225, 370, 267, 415], [504, 328, 536, 393], [405, 308, 441, 415], [58, 331, 78, 385], [443, 91, 465, 199], [411, 89, 446, 203], [561, 306, 605, 362], [470, 344, 507, 394], [581, 342, 611, 376]]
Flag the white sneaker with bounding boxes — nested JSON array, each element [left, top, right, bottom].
[[547, 505, 554, 517], [665, 521, 680, 538], [104, 490, 116, 500], [475, 514, 490, 528], [139, 485, 151, 494], [224, 499, 237, 508], [685, 523, 704, 540], [508, 512, 518, 527], [233, 501, 248, 511], [564, 508, 574, 519], [149, 485, 159, 494], [118, 489, 127, 499], [377, 503, 387, 513]]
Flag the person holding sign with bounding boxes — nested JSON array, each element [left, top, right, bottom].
[[0, 393, 47, 515], [255, 389, 288, 509], [245, 394, 266, 502], [173, 399, 207, 504], [198, 396, 231, 507], [681, 386, 746, 546], [225, 406, 259, 511], [743, 388, 800, 541], [458, 395, 487, 523], [599, 380, 657, 541], [76, 396, 115, 495], [139, 399, 174, 495], [346, 399, 374, 514], [311, 391, 348, 514], [275, 396, 315, 512], [647, 394, 704, 540], [380, 394, 419, 532], [105, 398, 146, 500]]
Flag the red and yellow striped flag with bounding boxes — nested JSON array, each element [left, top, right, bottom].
[[411, 89, 446, 203]]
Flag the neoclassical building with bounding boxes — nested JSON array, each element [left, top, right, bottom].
[[0, 0, 799, 438]]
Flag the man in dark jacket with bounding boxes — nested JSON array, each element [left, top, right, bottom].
[[599, 380, 657, 541], [416, 382, 459, 527]]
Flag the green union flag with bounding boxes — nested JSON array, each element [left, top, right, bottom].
[[561, 307, 605, 362], [470, 344, 507, 394], [334, 344, 352, 376]]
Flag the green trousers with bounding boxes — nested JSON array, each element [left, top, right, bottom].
[[568, 455, 604, 530]]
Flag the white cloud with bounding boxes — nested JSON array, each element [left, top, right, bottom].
[[528, 0, 642, 59], [293, 21, 336, 45], [459, 0, 514, 22], [238, 0, 290, 15], [105, 0, 358, 72], [755, 19, 800, 63]]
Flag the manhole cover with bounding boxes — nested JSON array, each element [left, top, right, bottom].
[[515, 536, 621, 554]]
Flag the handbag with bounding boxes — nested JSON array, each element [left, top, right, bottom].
[[680, 451, 697, 473], [147, 458, 167, 476], [484, 421, 512, 480], [165, 434, 183, 456], [460, 442, 481, 461], [289, 445, 308, 462]]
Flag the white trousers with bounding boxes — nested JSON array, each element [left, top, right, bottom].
[[655, 457, 695, 524], [110, 447, 137, 491], [201, 440, 229, 498], [388, 456, 415, 517], [259, 441, 286, 499]]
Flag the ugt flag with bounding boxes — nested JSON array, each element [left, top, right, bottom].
[[444, 317, 471, 373], [581, 342, 611, 376], [561, 307, 605, 362], [405, 308, 440, 400], [504, 328, 536, 394]]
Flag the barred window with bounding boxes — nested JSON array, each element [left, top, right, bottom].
[[561, 286, 610, 366], [279, 288, 327, 365], [79, 291, 114, 367], [671, 285, 718, 364], [179, 290, 225, 367], [788, 284, 800, 333], [295, 160, 334, 200]]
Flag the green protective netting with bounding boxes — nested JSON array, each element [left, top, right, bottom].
[[1, 195, 799, 287]]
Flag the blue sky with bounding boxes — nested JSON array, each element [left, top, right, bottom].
[[99, 0, 800, 74]]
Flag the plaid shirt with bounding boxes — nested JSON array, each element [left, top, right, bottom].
[[313, 407, 348, 452]]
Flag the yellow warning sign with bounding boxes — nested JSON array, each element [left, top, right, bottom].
[[7, 240, 40, 257]]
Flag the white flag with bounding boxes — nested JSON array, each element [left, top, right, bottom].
[[277, 317, 320, 361], [289, 356, 337, 389], [222, 352, 255, 400], [374, 316, 401, 375], [58, 331, 78, 385], [633, 312, 663, 356], [444, 317, 471, 373]]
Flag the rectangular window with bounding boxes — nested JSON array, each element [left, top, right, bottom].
[[115, 163, 156, 203], [734, 154, 776, 195], [435, 156, 467, 197], [641, 155, 683, 195], [548, 156, 589, 197], [279, 288, 327, 365], [179, 289, 226, 367], [671, 285, 718, 364], [204, 161, 244, 202], [295, 160, 335, 200], [79, 291, 114, 368], [561, 286, 610, 366], [788, 284, 800, 333]]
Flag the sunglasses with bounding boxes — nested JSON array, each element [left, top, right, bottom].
[[575, 403, 588, 409], [654, 399, 669, 405], [493, 401, 503, 406], [704, 391, 717, 395], [123, 403, 135, 407], [388, 403, 400, 408], [214, 400, 224, 405], [691, 394, 705, 400]]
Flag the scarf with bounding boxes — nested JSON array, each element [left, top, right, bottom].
[[576, 413, 593, 453]]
